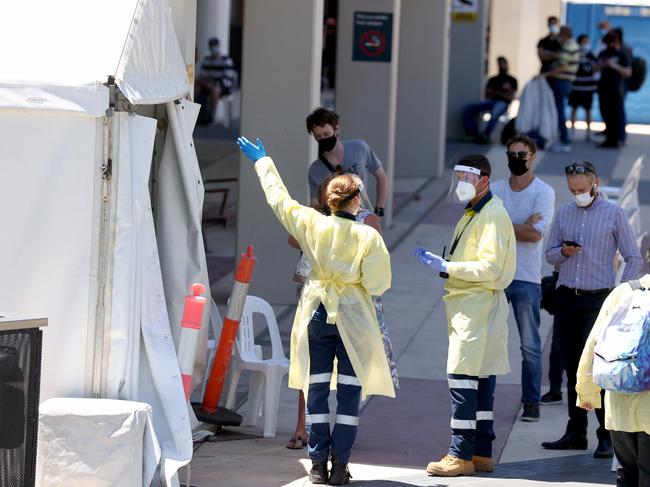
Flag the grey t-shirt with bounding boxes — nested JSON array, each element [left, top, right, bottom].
[[308, 139, 382, 200]]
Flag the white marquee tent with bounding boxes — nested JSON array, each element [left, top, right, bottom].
[[0, 1, 211, 485]]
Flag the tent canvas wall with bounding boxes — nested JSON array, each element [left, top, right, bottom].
[[0, 0, 210, 485]]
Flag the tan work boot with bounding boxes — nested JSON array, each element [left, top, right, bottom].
[[426, 455, 475, 477], [472, 455, 494, 472]]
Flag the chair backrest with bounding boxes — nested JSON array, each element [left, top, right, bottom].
[[618, 155, 645, 198], [237, 296, 287, 361]]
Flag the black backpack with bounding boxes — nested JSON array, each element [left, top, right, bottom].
[[627, 56, 647, 92]]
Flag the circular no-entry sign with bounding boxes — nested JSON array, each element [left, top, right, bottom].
[[359, 30, 386, 58]]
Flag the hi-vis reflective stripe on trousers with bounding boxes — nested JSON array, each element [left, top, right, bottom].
[[448, 373, 496, 460]]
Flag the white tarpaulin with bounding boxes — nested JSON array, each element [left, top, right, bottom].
[[0, 0, 188, 111], [37, 398, 160, 487], [0, 1, 205, 485]]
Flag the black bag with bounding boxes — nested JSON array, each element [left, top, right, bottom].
[[627, 56, 647, 92], [540, 271, 559, 315]]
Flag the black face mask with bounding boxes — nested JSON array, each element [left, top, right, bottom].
[[317, 134, 337, 153], [507, 154, 529, 176]]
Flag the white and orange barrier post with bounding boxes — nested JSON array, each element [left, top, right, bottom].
[[178, 283, 207, 400], [201, 246, 257, 414]]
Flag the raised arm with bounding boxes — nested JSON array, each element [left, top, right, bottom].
[[238, 136, 319, 241]]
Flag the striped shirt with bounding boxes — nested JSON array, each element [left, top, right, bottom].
[[545, 195, 642, 290], [571, 51, 598, 92], [200, 54, 236, 92], [553, 38, 580, 81]]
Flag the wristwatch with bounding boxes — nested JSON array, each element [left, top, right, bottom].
[[374, 206, 385, 217]]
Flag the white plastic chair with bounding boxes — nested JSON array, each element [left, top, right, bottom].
[[224, 295, 289, 437], [600, 155, 645, 204]]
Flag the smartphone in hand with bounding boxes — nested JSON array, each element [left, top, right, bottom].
[[563, 240, 582, 248]]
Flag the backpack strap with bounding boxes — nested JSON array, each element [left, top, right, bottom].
[[319, 156, 342, 174], [628, 279, 645, 291]]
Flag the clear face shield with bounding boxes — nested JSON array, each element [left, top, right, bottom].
[[447, 165, 483, 203]]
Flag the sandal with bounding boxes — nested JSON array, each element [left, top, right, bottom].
[[286, 433, 308, 449]]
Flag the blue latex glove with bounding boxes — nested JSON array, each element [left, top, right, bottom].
[[237, 136, 267, 162], [413, 247, 447, 273]]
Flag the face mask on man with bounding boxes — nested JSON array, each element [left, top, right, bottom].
[[580, 43, 590, 53], [574, 184, 596, 207], [317, 134, 337, 153], [455, 181, 477, 202], [507, 153, 529, 176], [549, 24, 560, 35], [209, 46, 220, 56], [600, 28, 609, 37]]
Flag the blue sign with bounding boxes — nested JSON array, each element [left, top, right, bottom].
[[352, 12, 393, 63]]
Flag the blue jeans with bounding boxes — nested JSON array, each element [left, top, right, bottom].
[[505, 280, 542, 405], [462, 100, 509, 137], [547, 78, 573, 144], [306, 304, 361, 464], [448, 374, 496, 460]]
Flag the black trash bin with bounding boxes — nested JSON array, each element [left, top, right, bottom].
[[0, 316, 46, 487]]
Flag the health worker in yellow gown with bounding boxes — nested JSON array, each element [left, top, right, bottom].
[[414, 154, 516, 478], [237, 136, 394, 486]]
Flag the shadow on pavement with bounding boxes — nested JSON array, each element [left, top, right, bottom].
[[491, 453, 617, 484]]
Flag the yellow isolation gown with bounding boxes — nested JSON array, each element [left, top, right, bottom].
[[443, 194, 516, 376], [576, 274, 650, 434], [254, 157, 395, 400]]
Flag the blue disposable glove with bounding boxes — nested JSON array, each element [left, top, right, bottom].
[[237, 136, 267, 162], [413, 247, 447, 273]]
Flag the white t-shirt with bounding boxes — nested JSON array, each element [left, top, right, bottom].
[[491, 177, 555, 284]]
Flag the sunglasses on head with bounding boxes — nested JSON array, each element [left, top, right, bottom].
[[565, 164, 595, 175], [506, 150, 530, 159]]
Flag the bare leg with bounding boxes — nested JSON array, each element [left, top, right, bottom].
[[570, 107, 577, 130], [585, 109, 592, 140], [287, 390, 308, 448], [209, 84, 222, 122]]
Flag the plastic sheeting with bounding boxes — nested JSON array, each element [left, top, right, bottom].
[[156, 100, 211, 388], [0, 0, 188, 113], [37, 398, 160, 487], [0, 110, 195, 486], [110, 112, 193, 485], [0, 111, 101, 400]]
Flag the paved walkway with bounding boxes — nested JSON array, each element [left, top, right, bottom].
[[186, 129, 649, 487]]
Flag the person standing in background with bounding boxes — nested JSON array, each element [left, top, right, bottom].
[[492, 135, 555, 423], [542, 161, 642, 458], [569, 35, 598, 141]]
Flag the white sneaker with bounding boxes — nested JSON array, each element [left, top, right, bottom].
[[549, 143, 572, 153]]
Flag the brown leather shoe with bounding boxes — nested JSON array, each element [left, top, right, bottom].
[[426, 455, 475, 477], [472, 455, 494, 472]]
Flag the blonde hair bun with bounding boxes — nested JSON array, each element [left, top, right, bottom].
[[326, 174, 362, 213]]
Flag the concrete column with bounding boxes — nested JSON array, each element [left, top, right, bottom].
[[335, 0, 401, 226], [446, 0, 489, 140], [395, 0, 450, 178], [488, 0, 562, 91], [236, 0, 322, 304], [196, 0, 231, 59]]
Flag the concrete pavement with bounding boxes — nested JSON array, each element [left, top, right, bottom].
[[185, 128, 649, 487]]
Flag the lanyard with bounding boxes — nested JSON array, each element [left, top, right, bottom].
[[449, 195, 492, 256]]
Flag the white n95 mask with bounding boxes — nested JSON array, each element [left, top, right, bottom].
[[455, 181, 477, 202], [574, 185, 595, 207]]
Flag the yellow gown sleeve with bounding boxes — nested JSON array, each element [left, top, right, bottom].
[[446, 215, 511, 282], [360, 233, 392, 297], [576, 287, 623, 409], [253, 156, 321, 243]]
